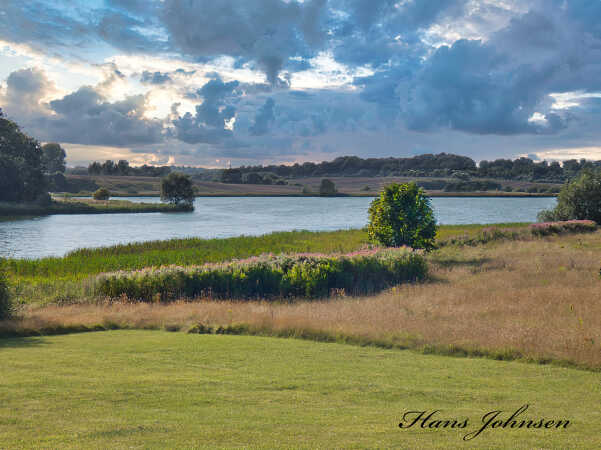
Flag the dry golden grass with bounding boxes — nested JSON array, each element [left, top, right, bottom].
[[6, 232, 601, 368]]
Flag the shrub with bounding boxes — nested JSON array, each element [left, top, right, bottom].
[[95, 248, 427, 302], [0, 261, 11, 320], [367, 183, 437, 250], [319, 179, 337, 196], [538, 169, 601, 223], [161, 172, 195, 205], [93, 187, 110, 200], [529, 220, 597, 236]]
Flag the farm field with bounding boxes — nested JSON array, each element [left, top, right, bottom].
[[61, 174, 558, 197], [0, 331, 598, 449]]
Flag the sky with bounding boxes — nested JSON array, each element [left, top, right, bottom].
[[2, 0, 601, 167]]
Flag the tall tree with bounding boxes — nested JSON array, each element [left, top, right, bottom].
[[0, 113, 47, 202], [41, 143, 67, 174]]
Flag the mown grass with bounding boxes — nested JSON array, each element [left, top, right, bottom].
[[0, 330, 598, 449]]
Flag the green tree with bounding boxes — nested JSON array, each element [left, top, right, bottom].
[[116, 159, 130, 175], [161, 172, 195, 205], [41, 143, 66, 174], [93, 187, 110, 200], [319, 179, 337, 196], [538, 169, 601, 223], [0, 112, 47, 202], [367, 183, 437, 250]]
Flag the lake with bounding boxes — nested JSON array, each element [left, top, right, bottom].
[[0, 196, 556, 259]]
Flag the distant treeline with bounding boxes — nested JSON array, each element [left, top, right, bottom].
[[88, 153, 601, 184], [231, 153, 601, 183], [88, 160, 171, 177]]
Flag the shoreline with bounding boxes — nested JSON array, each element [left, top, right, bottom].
[[58, 192, 558, 198], [0, 199, 193, 217]]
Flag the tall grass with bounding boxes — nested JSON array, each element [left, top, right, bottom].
[[95, 248, 427, 301], [6, 223, 585, 305], [7, 229, 370, 281]]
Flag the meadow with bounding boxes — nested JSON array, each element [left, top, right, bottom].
[[0, 331, 599, 449], [3, 221, 600, 370], [2, 221, 601, 448]]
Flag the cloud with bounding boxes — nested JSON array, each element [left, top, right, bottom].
[[0, 67, 164, 147], [140, 71, 172, 85], [249, 98, 275, 135], [171, 76, 239, 144], [161, 0, 327, 84], [47, 88, 165, 146]]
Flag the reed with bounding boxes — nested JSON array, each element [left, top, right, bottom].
[[95, 248, 427, 301]]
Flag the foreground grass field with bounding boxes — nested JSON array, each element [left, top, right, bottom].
[[0, 330, 598, 449]]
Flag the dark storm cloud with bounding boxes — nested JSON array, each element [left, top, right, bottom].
[[171, 77, 240, 144], [161, 0, 328, 84], [249, 98, 275, 136]]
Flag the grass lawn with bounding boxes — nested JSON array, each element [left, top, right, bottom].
[[0, 330, 599, 449]]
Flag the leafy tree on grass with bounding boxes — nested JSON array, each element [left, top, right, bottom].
[[319, 179, 337, 196], [538, 169, 601, 223], [93, 187, 110, 201], [161, 172, 195, 205], [367, 182, 437, 250]]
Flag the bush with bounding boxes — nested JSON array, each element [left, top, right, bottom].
[[537, 169, 601, 223], [0, 261, 11, 320], [529, 220, 597, 236], [93, 187, 110, 200], [95, 248, 427, 302], [367, 183, 438, 250], [161, 172, 195, 205], [319, 179, 337, 196]]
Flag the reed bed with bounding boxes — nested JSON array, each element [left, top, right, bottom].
[[95, 248, 427, 301]]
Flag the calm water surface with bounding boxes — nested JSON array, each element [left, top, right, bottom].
[[0, 196, 556, 259]]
